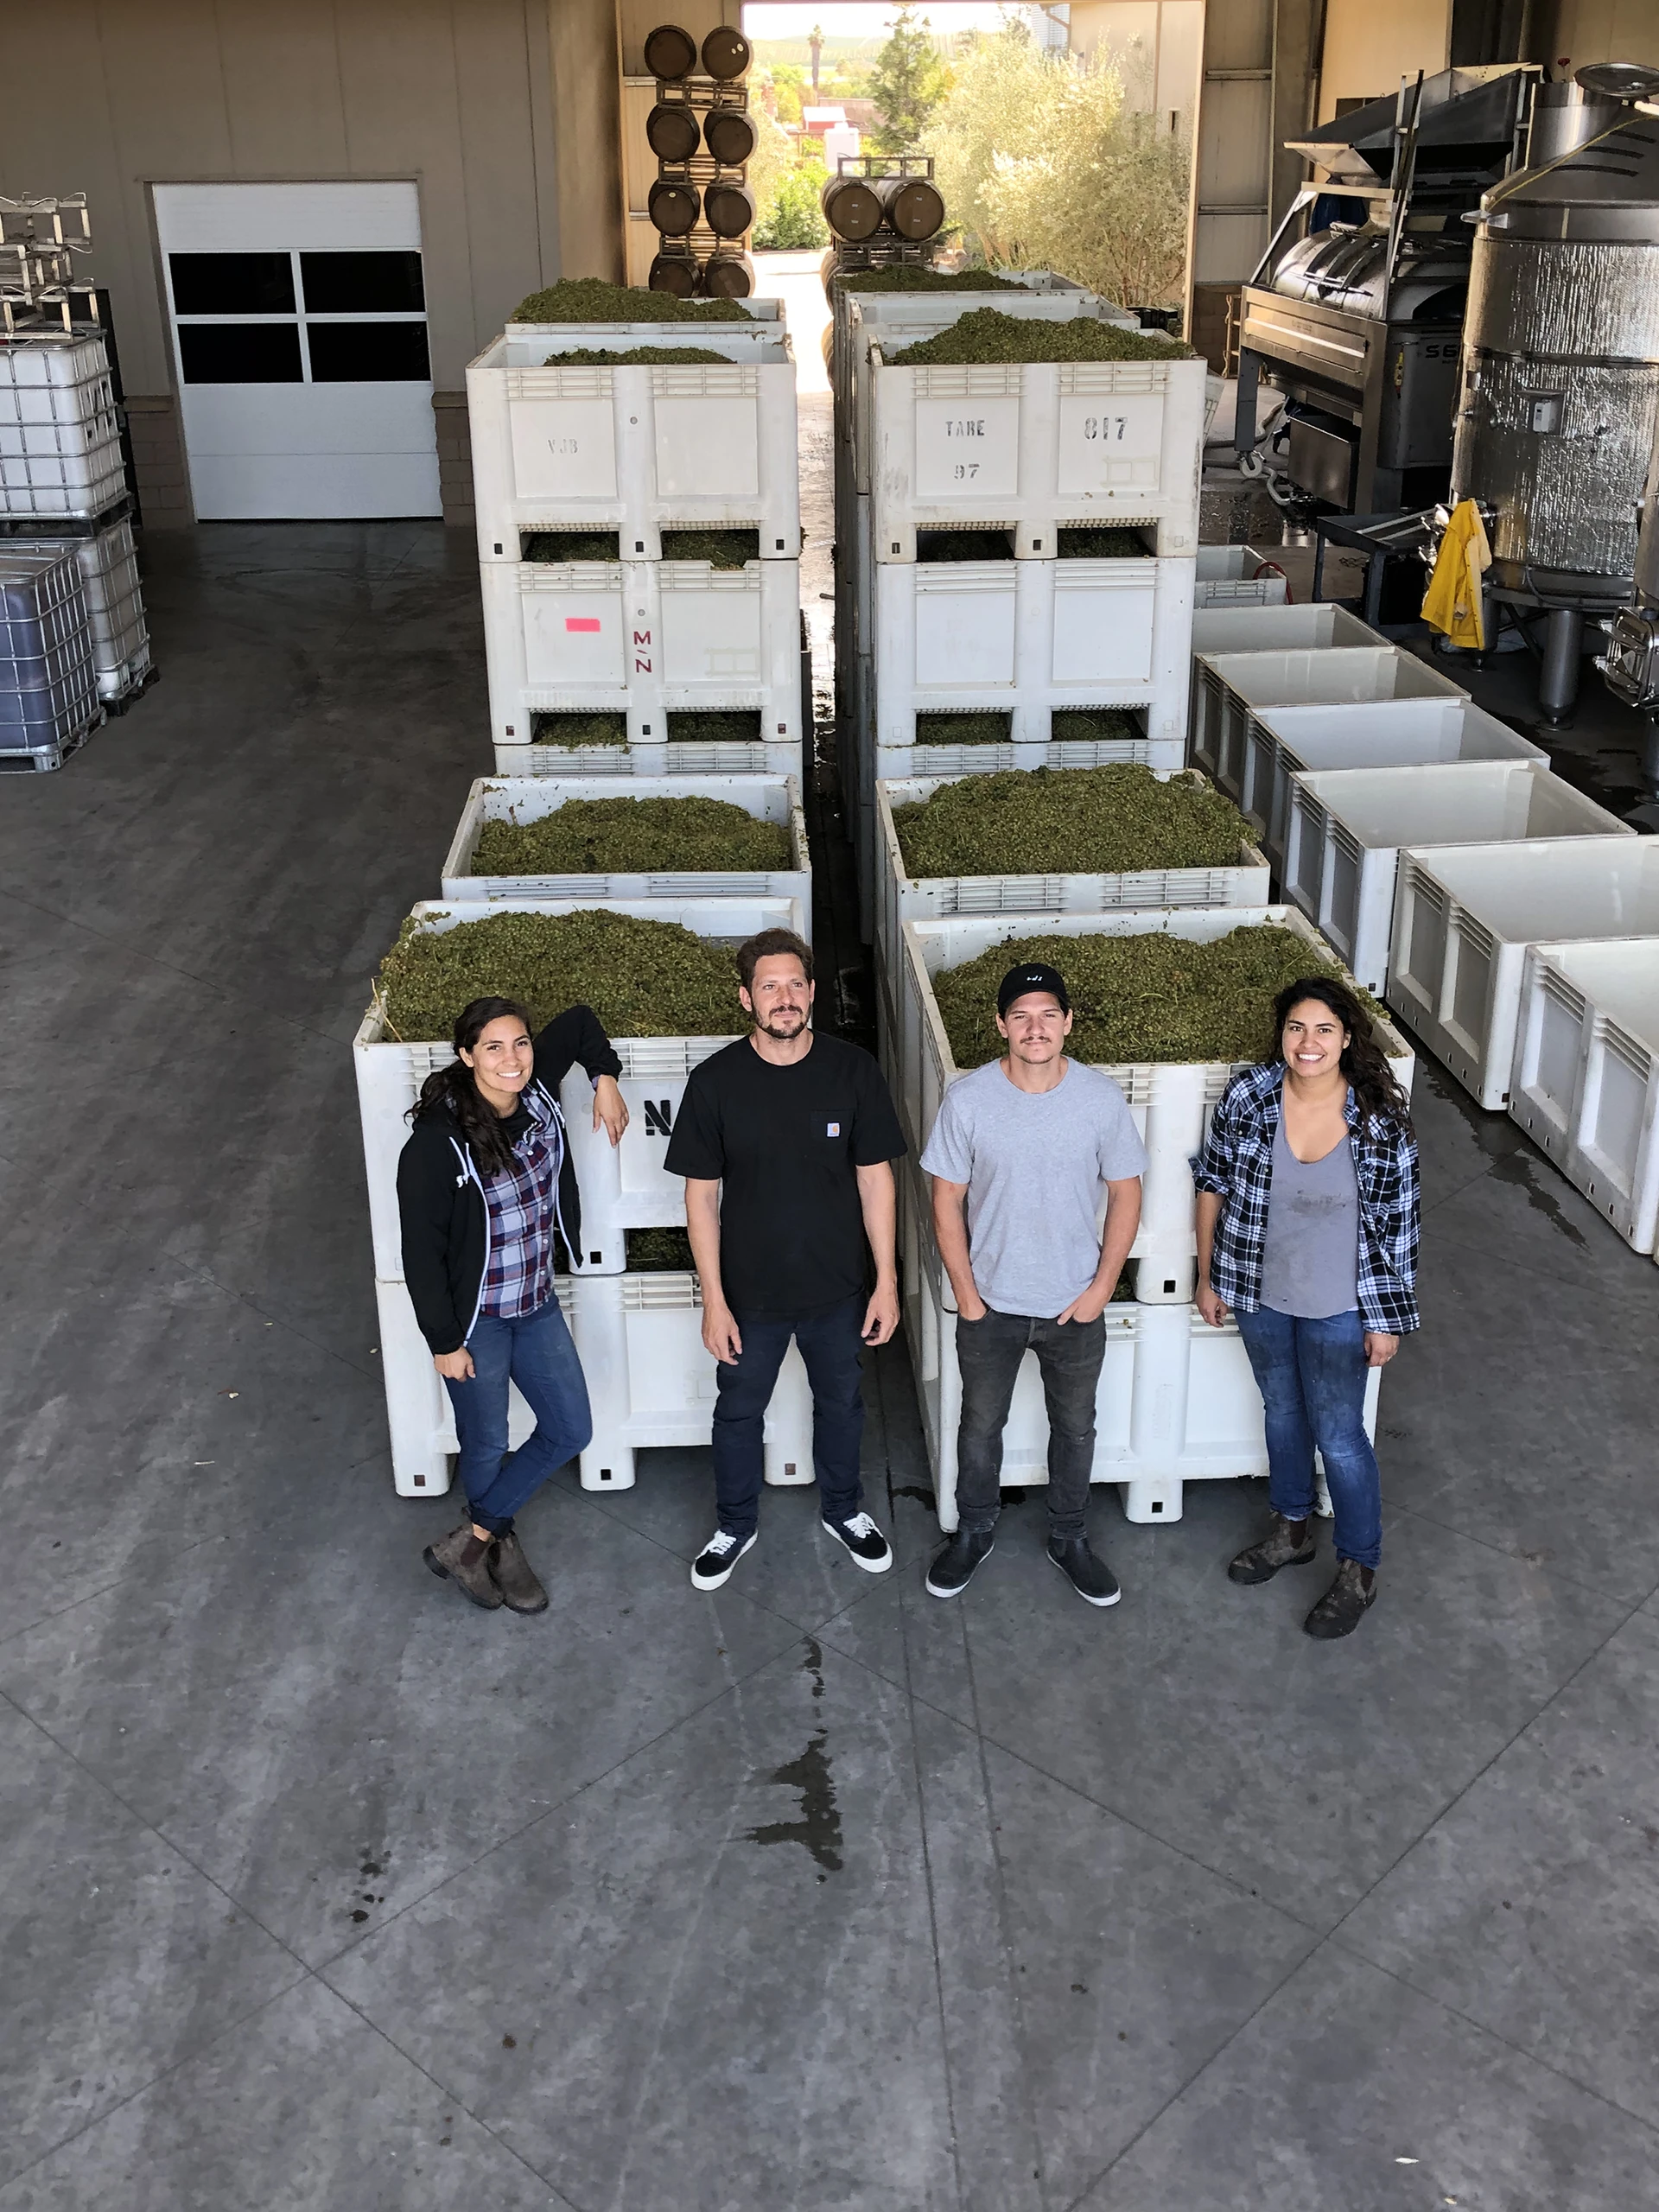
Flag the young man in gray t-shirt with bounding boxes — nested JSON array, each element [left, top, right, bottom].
[[919, 960, 1147, 1605]]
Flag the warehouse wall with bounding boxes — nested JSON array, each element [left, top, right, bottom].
[[1317, 0, 1453, 119], [0, 0, 627, 527], [1529, 0, 1659, 68]]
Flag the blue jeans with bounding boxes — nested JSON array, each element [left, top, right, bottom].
[[444, 1300, 593, 1536], [1233, 1306, 1382, 1570], [711, 1296, 866, 1540]]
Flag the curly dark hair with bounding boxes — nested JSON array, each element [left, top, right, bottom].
[[409, 995, 536, 1176], [1270, 975, 1411, 1132]]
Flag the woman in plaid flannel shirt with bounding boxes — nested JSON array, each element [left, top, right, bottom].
[[399, 995, 628, 1614], [1193, 975, 1419, 1641]]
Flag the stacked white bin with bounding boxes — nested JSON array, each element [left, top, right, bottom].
[[886, 903, 1409, 1524], [358, 893, 816, 1497], [467, 308, 805, 773]]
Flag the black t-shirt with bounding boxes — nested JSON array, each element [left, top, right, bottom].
[[664, 1032, 907, 1319]]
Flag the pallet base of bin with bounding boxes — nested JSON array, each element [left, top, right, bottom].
[[376, 1274, 814, 1498], [493, 739, 802, 778], [102, 661, 159, 715], [0, 709, 104, 772]]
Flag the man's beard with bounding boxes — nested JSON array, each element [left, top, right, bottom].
[[758, 1007, 809, 1037]]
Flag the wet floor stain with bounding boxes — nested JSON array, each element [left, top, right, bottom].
[[1426, 1063, 1587, 1248], [742, 1639, 843, 1878], [887, 1478, 938, 1514]]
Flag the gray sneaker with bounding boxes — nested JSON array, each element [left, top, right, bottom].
[[1228, 1514, 1317, 1586]]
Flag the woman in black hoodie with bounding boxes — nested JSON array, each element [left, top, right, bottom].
[[397, 995, 626, 1613]]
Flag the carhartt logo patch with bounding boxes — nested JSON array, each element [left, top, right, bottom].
[[826, 1122, 841, 1136]]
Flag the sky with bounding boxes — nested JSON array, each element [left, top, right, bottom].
[[743, 3, 1027, 39]]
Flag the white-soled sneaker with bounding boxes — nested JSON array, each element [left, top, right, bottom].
[[690, 1528, 756, 1592], [821, 1510, 893, 1574]]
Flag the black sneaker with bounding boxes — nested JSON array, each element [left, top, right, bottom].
[[820, 1510, 893, 1573], [1047, 1535, 1121, 1608], [690, 1528, 756, 1592], [1303, 1558, 1376, 1640], [925, 1529, 995, 1599]]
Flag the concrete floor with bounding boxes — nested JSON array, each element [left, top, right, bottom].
[[3, 517, 1659, 2212]]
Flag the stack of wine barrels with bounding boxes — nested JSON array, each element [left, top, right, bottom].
[[645, 22, 757, 298], [821, 168, 945, 247]]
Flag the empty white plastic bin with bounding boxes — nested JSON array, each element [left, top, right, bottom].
[[874, 770, 1268, 1000], [467, 329, 799, 565], [354, 894, 802, 1281], [441, 772, 810, 906], [480, 556, 804, 747], [1192, 544, 1289, 611], [893, 903, 1413, 1301], [1388, 838, 1659, 1109], [375, 1272, 813, 1497], [1189, 599, 1384, 663], [1192, 646, 1468, 819], [1243, 697, 1544, 878], [1283, 762, 1630, 993], [1509, 939, 1659, 1253]]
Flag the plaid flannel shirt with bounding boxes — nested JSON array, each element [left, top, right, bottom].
[[479, 1084, 565, 1320], [1192, 1060, 1421, 1335]]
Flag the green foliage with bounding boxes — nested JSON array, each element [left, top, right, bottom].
[[891, 766, 1249, 879], [921, 31, 1192, 308], [916, 530, 1014, 563], [933, 926, 1359, 1071], [470, 796, 790, 878], [1058, 528, 1150, 558], [668, 710, 763, 742], [887, 308, 1193, 365], [522, 531, 619, 563], [868, 4, 948, 154], [510, 281, 750, 325], [376, 910, 744, 1044], [531, 711, 627, 747], [542, 346, 734, 365], [754, 165, 831, 250], [1052, 709, 1140, 744], [626, 1226, 696, 1271], [659, 529, 759, 569], [834, 266, 1020, 293], [916, 710, 1010, 745]]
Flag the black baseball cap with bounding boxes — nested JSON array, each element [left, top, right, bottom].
[[997, 961, 1070, 1016]]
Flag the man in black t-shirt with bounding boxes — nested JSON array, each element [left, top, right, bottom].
[[664, 927, 908, 1591]]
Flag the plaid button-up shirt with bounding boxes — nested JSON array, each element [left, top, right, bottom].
[[1192, 1061, 1421, 1335], [479, 1085, 565, 1320]]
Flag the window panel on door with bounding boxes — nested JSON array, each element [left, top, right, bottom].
[[298, 251, 426, 313], [306, 321, 431, 382], [168, 251, 296, 315], [177, 323, 305, 383]]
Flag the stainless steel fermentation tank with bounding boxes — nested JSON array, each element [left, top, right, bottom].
[[1235, 66, 1537, 517], [1457, 66, 1659, 721]]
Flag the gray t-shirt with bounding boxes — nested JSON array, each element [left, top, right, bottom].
[[1259, 1118, 1360, 1319], [919, 1058, 1148, 1319]]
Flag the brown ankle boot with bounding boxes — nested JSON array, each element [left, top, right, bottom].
[[1228, 1513, 1317, 1586], [490, 1529, 549, 1614], [423, 1522, 505, 1610]]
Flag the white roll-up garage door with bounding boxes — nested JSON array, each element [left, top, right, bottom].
[[154, 181, 442, 520]]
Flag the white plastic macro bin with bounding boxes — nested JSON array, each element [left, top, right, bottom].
[[467, 330, 799, 566], [1188, 599, 1384, 666], [441, 772, 810, 905], [896, 1166, 1380, 1528], [868, 346, 1208, 560], [375, 1272, 813, 1498], [493, 736, 803, 778], [1387, 838, 1659, 1109], [0, 332, 126, 518], [892, 902, 1413, 1301], [480, 556, 804, 746], [353, 893, 803, 1281], [874, 770, 1269, 999], [1509, 939, 1659, 1254], [1283, 762, 1630, 995], [865, 550, 1196, 744], [1192, 544, 1288, 611]]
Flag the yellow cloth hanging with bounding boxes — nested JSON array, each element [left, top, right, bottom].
[[1421, 499, 1491, 650]]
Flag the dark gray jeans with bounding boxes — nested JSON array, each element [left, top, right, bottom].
[[954, 1306, 1107, 1539]]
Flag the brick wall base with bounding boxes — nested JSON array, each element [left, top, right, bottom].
[[433, 391, 474, 532], [123, 394, 194, 529]]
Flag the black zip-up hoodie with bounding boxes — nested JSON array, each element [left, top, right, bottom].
[[396, 1005, 623, 1355]]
